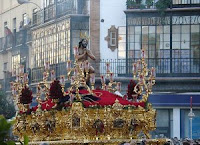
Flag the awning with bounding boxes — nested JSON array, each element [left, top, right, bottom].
[[149, 94, 200, 107]]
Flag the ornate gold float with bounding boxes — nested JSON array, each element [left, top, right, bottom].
[[11, 46, 168, 144]]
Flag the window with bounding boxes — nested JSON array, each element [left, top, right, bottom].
[[4, 21, 7, 36], [32, 20, 71, 67], [4, 21, 7, 28], [181, 109, 200, 139], [23, 13, 28, 26], [105, 25, 118, 51], [110, 32, 116, 46], [13, 18, 16, 33], [118, 26, 126, 59], [3, 62, 7, 71], [151, 109, 173, 138], [12, 54, 20, 76], [33, 8, 38, 25], [44, 0, 54, 7], [127, 15, 200, 76]]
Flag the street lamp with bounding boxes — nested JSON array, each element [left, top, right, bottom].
[[188, 96, 195, 140], [17, 0, 42, 11], [17, 0, 43, 24]]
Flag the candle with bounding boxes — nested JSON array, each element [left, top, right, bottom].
[[16, 75, 20, 82], [74, 46, 78, 56], [105, 85, 108, 91], [137, 60, 141, 70], [60, 75, 65, 85], [151, 67, 156, 77], [106, 62, 110, 73], [101, 75, 105, 84], [110, 72, 114, 82], [190, 96, 192, 108], [116, 82, 121, 92], [51, 70, 55, 81], [23, 73, 29, 83], [16, 67, 19, 76], [12, 88, 16, 96], [71, 76, 75, 84], [44, 61, 50, 70], [20, 65, 24, 74], [66, 60, 71, 71], [90, 74, 95, 84], [13, 68, 16, 76], [141, 49, 145, 59], [139, 74, 144, 84], [132, 63, 137, 74], [43, 72, 47, 80], [37, 85, 41, 94], [79, 62, 84, 70]]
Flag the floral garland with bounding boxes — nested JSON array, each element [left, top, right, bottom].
[[49, 80, 63, 99], [20, 86, 33, 104]]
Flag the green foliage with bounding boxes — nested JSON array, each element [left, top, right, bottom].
[[139, 4, 146, 9], [126, 0, 136, 8], [23, 135, 29, 145], [155, 0, 172, 16], [0, 115, 15, 145], [0, 91, 16, 119], [6, 141, 16, 145], [145, 0, 154, 7], [126, 0, 142, 9], [0, 115, 29, 145]]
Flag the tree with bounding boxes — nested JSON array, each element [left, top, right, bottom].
[[0, 115, 29, 145], [0, 115, 15, 145], [0, 91, 16, 119]]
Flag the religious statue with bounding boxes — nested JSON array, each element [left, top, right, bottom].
[[75, 39, 96, 83]]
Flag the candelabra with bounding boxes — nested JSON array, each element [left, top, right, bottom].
[[36, 61, 51, 105], [66, 47, 94, 101], [11, 65, 29, 113], [100, 63, 121, 93], [132, 49, 156, 102]]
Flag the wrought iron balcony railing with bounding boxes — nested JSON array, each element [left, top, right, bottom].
[[2, 58, 200, 92], [30, 58, 200, 83], [126, 0, 200, 10], [32, 0, 89, 26], [0, 29, 32, 51]]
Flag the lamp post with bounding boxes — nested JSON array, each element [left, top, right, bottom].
[[17, 0, 42, 11], [188, 96, 195, 140], [17, 0, 43, 24]]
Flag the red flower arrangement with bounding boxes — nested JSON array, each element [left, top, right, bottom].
[[20, 86, 33, 104], [127, 80, 140, 100], [49, 80, 63, 99]]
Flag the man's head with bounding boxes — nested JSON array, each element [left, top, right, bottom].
[[79, 39, 88, 48]]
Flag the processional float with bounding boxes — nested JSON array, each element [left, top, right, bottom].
[[11, 39, 169, 144]]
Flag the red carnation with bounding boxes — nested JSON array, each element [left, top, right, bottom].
[[49, 80, 63, 99], [20, 86, 33, 104], [127, 80, 140, 100]]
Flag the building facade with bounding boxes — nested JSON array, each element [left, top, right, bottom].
[[0, 0, 41, 90], [0, 0, 200, 140], [124, 0, 200, 139]]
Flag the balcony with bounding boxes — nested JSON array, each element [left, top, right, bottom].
[[0, 34, 13, 51], [32, 0, 89, 26], [30, 58, 200, 83], [126, 0, 200, 10], [0, 29, 31, 52]]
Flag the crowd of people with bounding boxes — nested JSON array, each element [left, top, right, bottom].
[[170, 137, 200, 145], [118, 137, 200, 145], [36, 137, 200, 145]]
